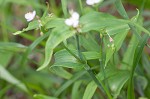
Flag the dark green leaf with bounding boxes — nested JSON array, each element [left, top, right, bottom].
[[37, 26, 76, 71]]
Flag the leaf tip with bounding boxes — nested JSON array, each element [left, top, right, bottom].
[[36, 65, 46, 71], [13, 31, 22, 35]]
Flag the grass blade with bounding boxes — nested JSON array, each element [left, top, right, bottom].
[[83, 81, 97, 99], [127, 34, 149, 99], [0, 65, 28, 92]]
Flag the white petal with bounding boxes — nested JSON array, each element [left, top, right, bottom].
[[94, 0, 100, 3], [25, 10, 36, 22], [73, 20, 79, 28], [71, 12, 79, 20], [86, 0, 94, 5], [65, 18, 73, 26]]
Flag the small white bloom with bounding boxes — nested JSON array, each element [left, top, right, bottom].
[[86, 0, 103, 5], [72, 20, 79, 28], [25, 10, 36, 22], [71, 12, 79, 20], [65, 18, 73, 26], [86, 0, 95, 5], [65, 11, 80, 28]]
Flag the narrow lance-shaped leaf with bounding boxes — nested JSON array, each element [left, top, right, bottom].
[[51, 67, 72, 79], [37, 26, 76, 71], [34, 94, 58, 99], [83, 81, 97, 99], [127, 34, 149, 99], [0, 42, 27, 52], [13, 20, 39, 35], [61, 0, 68, 18], [0, 65, 28, 92], [71, 81, 82, 99], [114, 0, 129, 19]]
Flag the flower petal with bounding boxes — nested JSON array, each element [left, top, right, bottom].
[[86, 0, 94, 5], [25, 10, 36, 22], [73, 20, 79, 28], [71, 12, 79, 20], [65, 18, 73, 26]]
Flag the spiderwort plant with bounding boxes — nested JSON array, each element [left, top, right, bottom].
[[12, 0, 150, 99]]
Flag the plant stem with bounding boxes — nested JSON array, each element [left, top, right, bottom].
[[62, 43, 81, 62], [99, 34, 106, 83], [75, 34, 112, 99], [99, 34, 111, 96], [78, 0, 83, 14]]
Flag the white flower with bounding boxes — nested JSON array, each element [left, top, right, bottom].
[[25, 10, 36, 22], [65, 12, 80, 28], [86, 0, 103, 5]]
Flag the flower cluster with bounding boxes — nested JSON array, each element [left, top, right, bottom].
[[65, 12, 80, 28], [86, 0, 103, 5]]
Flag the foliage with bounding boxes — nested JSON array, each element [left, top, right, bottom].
[[0, 0, 150, 99]]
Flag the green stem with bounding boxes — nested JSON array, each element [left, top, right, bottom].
[[75, 34, 112, 99], [99, 34, 111, 96], [62, 43, 81, 62], [99, 35, 106, 83], [78, 0, 83, 14]]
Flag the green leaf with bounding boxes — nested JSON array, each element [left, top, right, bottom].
[[115, 0, 142, 39], [105, 29, 128, 66], [96, 68, 130, 98], [0, 52, 13, 67], [0, 65, 28, 92], [13, 20, 39, 35], [135, 76, 148, 91], [45, 18, 65, 29], [107, 70, 130, 98], [80, 33, 100, 52], [121, 35, 138, 70], [71, 81, 82, 99], [0, 42, 27, 52], [51, 67, 72, 79], [80, 11, 129, 35], [51, 49, 83, 69], [37, 26, 76, 71], [83, 51, 101, 60], [114, 0, 129, 19], [121, 8, 143, 70], [127, 34, 149, 99], [34, 94, 58, 99], [25, 20, 39, 31], [61, 0, 68, 17], [83, 81, 97, 99], [51, 49, 101, 69], [142, 53, 150, 76]]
